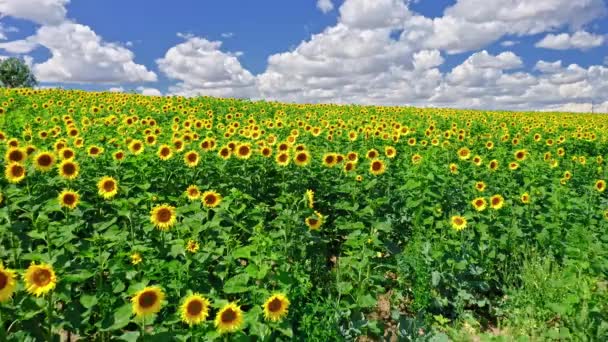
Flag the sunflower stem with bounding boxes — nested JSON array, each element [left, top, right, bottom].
[[46, 292, 53, 340], [140, 316, 146, 341]]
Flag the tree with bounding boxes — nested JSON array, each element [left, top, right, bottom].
[[0, 57, 37, 88]]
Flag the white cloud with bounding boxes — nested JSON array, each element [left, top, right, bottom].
[[535, 31, 605, 50], [220, 32, 234, 38], [108, 87, 124, 92], [12, 22, 157, 83], [412, 49, 443, 70], [0, 0, 70, 25], [340, 0, 410, 29], [500, 40, 518, 47], [137, 86, 162, 96], [157, 35, 257, 98], [316, 0, 334, 13]]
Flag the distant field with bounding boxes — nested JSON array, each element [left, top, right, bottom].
[[0, 88, 607, 340]]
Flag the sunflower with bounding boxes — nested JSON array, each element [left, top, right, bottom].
[[58, 160, 79, 180], [5, 147, 26, 163], [218, 146, 231, 160], [130, 252, 143, 265], [97, 176, 118, 199], [150, 204, 177, 231], [275, 152, 290, 167], [346, 152, 358, 162], [24, 263, 57, 297], [356, 175, 363, 182], [449, 163, 458, 174], [490, 195, 505, 210], [451, 216, 467, 231], [131, 286, 165, 318], [509, 162, 519, 170], [472, 155, 482, 166], [321, 153, 337, 168], [263, 294, 290, 322], [60, 147, 75, 160], [235, 143, 252, 159], [411, 154, 422, 165], [457, 147, 471, 160], [514, 149, 527, 161], [0, 264, 17, 302], [344, 161, 356, 172], [366, 149, 379, 159], [181, 293, 211, 326], [305, 211, 323, 230], [58, 189, 80, 209], [306, 189, 315, 209], [521, 193, 530, 204], [214, 302, 244, 334], [294, 150, 311, 167], [471, 197, 487, 212], [488, 159, 499, 171], [260, 146, 272, 158], [186, 240, 200, 253], [185, 185, 201, 200], [157, 145, 173, 160], [596, 180, 606, 192], [87, 145, 103, 157], [129, 140, 144, 155], [5, 162, 26, 183], [113, 150, 125, 161], [369, 159, 386, 176], [384, 146, 397, 159], [184, 151, 200, 168], [202, 191, 222, 208]]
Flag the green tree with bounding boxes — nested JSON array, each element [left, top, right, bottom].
[[0, 57, 38, 88]]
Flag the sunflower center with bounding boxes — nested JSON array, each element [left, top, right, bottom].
[[268, 298, 283, 312], [372, 162, 382, 171], [157, 208, 172, 223], [33, 269, 51, 286], [161, 148, 170, 156], [63, 150, 74, 158], [134, 143, 142, 151], [296, 153, 307, 162], [0, 272, 7, 290], [205, 195, 217, 205], [12, 165, 24, 177], [187, 154, 197, 162], [221, 308, 237, 323], [454, 218, 463, 225], [90, 147, 99, 154], [475, 200, 483, 206], [278, 154, 288, 162], [492, 198, 500, 205], [308, 218, 318, 225], [345, 164, 353, 171], [138, 291, 158, 308], [221, 149, 229, 156], [63, 163, 76, 175], [189, 189, 198, 196], [348, 154, 356, 161], [187, 300, 203, 316], [9, 150, 23, 162], [239, 146, 249, 155], [326, 156, 334, 163], [103, 180, 115, 192], [63, 194, 76, 205]]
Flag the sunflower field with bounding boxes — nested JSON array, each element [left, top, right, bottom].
[[0, 88, 607, 341]]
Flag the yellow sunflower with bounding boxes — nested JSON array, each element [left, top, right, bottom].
[[128, 139, 144, 155], [369, 159, 386, 176], [218, 146, 232, 160], [305, 211, 324, 230], [214, 302, 244, 334], [58, 189, 80, 210], [201, 191, 222, 208], [185, 185, 201, 200], [24, 263, 57, 297], [0, 264, 17, 302], [294, 150, 311, 167], [58, 159, 79, 180], [451, 216, 467, 231], [130, 252, 142, 265], [263, 294, 290, 322], [34, 151, 55, 172], [5, 162, 26, 183], [131, 286, 165, 318], [457, 147, 471, 160], [150, 204, 177, 231], [97, 176, 119, 200], [384, 146, 397, 159], [180, 293, 211, 326], [471, 197, 487, 212], [449, 163, 458, 174], [186, 240, 200, 253], [184, 150, 200, 168], [306, 189, 315, 209], [235, 143, 252, 159], [321, 153, 337, 168], [521, 193, 530, 204], [157, 145, 173, 160], [595, 180, 606, 193], [275, 152, 290, 167], [490, 195, 505, 210], [5, 147, 26, 163], [475, 181, 486, 192]]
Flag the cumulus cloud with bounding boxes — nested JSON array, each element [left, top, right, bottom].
[[535, 31, 605, 50], [316, 0, 334, 14], [0, 0, 70, 25], [137, 86, 162, 96], [157, 35, 257, 98]]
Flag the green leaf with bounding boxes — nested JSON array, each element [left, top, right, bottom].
[[337, 282, 353, 294], [117, 331, 140, 342], [107, 304, 132, 331], [80, 294, 98, 309], [223, 273, 250, 294]]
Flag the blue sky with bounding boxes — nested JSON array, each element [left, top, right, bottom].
[[0, 0, 607, 112]]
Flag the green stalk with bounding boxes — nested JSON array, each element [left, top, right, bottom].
[[46, 293, 53, 340]]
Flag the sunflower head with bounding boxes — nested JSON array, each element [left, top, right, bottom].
[[384, 146, 396, 159], [181, 294, 211, 326], [129, 140, 144, 155], [5, 147, 26, 163], [0, 264, 17, 302], [201, 191, 222, 208], [58, 159, 79, 180], [322, 153, 337, 167], [449, 163, 458, 174], [186, 240, 200, 253], [24, 263, 57, 297], [471, 197, 487, 212], [263, 294, 290, 322], [214, 302, 244, 334], [521, 193, 530, 204], [305, 211, 324, 230], [58, 189, 80, 210], [490, 194, 505, 210], [158, 145, 173, 160], [97, 176, 118, 200], [294, 150, 311, 167], [451, 216, 467, 231], [185, 185, 201, 200], [457, 147, 471, 160], [184, 150, 200, 167], [235, 143, 252, 159], [369, 159, 386, 176], [130, 252, 143, 265], [150, 204, 177, 231], [5, 162, 26, 183], [595, 180, 606, 193], [132, 286, 165, 318], [275, 152, 290, 166]]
